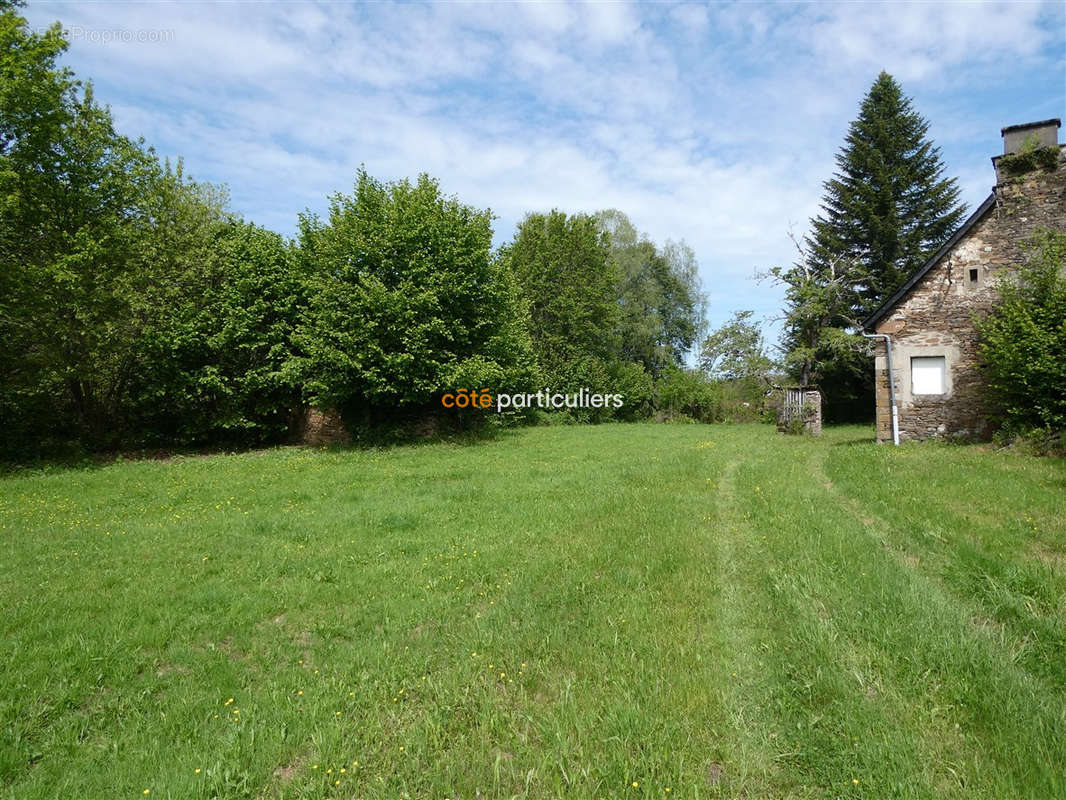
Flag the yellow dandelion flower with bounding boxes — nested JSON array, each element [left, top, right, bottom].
[[632, 781, 639, 788], [194, 769, 201, 775], [852, 779, 860, 785]]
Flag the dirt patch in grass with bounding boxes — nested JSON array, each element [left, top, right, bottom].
[[218, 636, 251, 662], [272, 761, 300, 783], [154, 662, 189, 678], [256, 756, 304, 799], [409, 620, 439, 640], [706, 761, 726, 785]]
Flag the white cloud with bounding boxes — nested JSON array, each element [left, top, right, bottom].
[[670, 4, 709, 34], [25, 0, 1066, 334], [807, 2, 1054, 82], [580, 2, 642, 44]]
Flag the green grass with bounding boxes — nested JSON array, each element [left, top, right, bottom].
[[2, 424, 1065, 799]]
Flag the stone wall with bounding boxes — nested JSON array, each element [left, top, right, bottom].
[[293, 407, 350, 445], [872, 149, 1066, 442]]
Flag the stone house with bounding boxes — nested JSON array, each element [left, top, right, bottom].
[[862, 119, 1066, 443]]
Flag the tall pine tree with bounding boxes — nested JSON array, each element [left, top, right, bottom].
[[806, 71, 966, 321], [783, 72, 966, 422]]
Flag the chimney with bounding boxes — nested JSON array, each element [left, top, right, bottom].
[[1001, 118, 1061, 154], [993, 118, 1062, 183]]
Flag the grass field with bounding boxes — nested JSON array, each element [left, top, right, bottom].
[[2, 424, 1065, 799]]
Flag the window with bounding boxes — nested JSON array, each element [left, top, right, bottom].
[[969, 268, 979, 284], [911, 356, 946, 395]]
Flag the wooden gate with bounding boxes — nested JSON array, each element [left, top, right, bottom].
[[776, 386, 822, 435]]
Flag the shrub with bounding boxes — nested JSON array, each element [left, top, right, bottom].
[[608, 361, 655, 421], [975, 230, 1066, 434], [655, 368, 723, 423], [131, 221, 305, 447], [997, 135, 1062, 178]]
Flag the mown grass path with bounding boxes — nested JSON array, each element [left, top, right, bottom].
[[2, 425, 1064, 799]]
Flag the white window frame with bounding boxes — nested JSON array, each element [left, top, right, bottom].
[[911, 355, 946, 396]]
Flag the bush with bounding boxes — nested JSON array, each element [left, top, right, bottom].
[[608, 361, 655, 421], [718, 377, 771, 422], [991, 426, 1064, 456], [976, 230, 1066, 434], [130, 221, 306, 447], [655, 368, 723, 423]]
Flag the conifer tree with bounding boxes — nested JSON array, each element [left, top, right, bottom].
[[778, 72, 967, 421], [806, 71, 966, 320]]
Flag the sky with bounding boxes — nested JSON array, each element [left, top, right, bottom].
[[25, 0, 1066, 344]]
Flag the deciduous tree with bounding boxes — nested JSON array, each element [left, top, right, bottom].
[[296, 170, 537, 425], [506, 210, 620, 399]]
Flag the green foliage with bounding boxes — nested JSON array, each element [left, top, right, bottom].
[[997, 135, 1061, 178], [0, 4, 186, 450], [774, 72, 962, 422], [699, 311, 776, 422], [991, 426, 1064, 456], [0, 8, 72, 211], [296, 170, 538, 426], [806, 71, 966, 321], [768, 243, 870, 389], [655, 367, 724, 423], [700, 310, 773, 381], [596, 209, 704, 378], [131, 219, 306, 446], [607, 360, 655, 421], [506, 209, 705, 423], [0, 5, 305, 455], [717, 379, 771, 422], [976, 230, 1066, 434], [506, 210, 620, 397], [780, 401, 818, 436]]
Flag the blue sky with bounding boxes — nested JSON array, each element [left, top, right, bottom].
[[26, 1, 1066, 343]]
